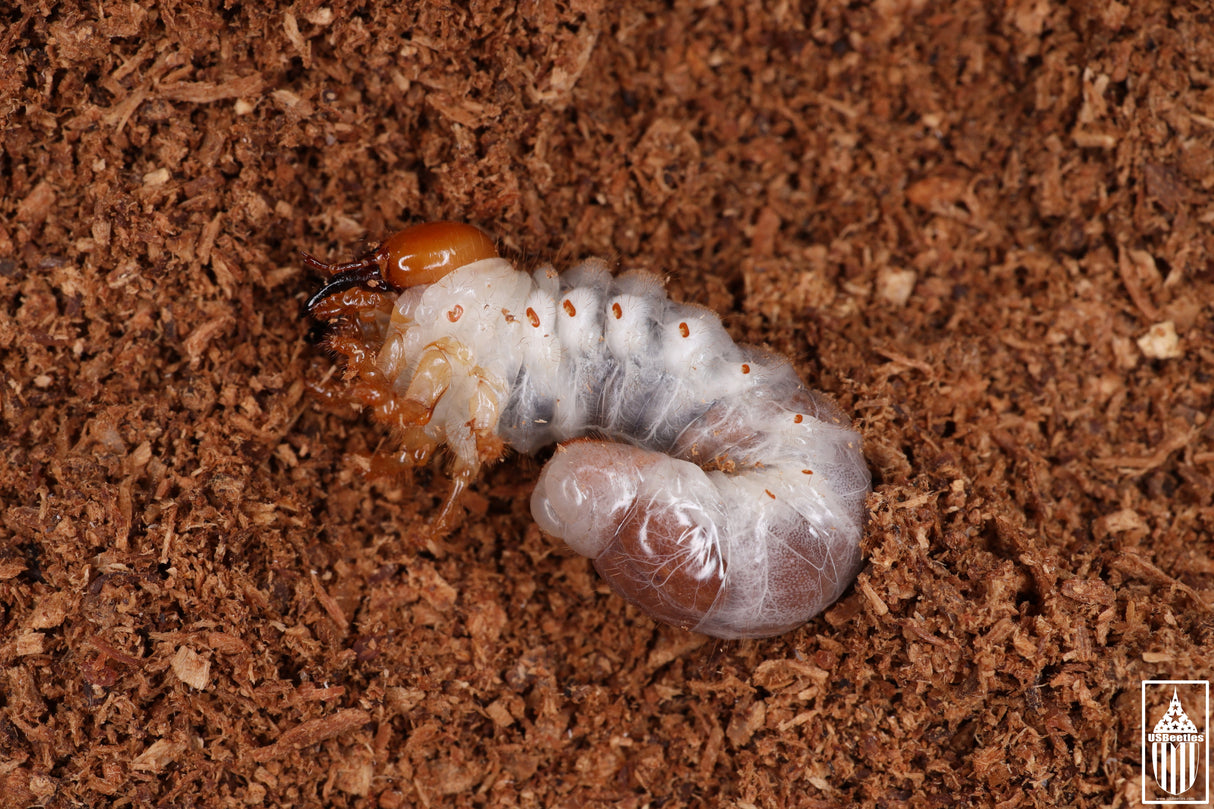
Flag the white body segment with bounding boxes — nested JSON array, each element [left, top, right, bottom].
[[374, 257, 871, 639]]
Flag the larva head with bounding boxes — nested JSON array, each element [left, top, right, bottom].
[[305, 222, 498, 315], [375, 222, 498, 288]]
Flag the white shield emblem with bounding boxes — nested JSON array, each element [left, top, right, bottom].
[[1150, 690, 1201, 796]]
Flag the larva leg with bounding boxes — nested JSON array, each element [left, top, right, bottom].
[[396, 425, 439, 466], [433, 473, 470, 534], [431, 373, 506, 532], [322, 322, 401, 420], [435, 370, 507, 515], [305, 365, 358, 412], [397, 343, 455, 426], [469, 371, 507, 456], [412, 355, 508, 530]]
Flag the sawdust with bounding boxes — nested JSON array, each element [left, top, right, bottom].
[[2, 1, 1212, 807]]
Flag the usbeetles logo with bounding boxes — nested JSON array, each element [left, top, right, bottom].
[[1143, 680, 1209, 804]]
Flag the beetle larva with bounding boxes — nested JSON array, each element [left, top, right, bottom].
[[306, 222, 871, 639]]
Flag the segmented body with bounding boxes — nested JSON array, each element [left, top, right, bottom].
[[308, 223, 871, 639]]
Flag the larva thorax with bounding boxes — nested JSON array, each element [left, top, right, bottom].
[[307, 222, 871, 639]]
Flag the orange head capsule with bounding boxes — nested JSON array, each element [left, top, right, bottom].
[[305, 222, 498, 314], [375, 222, 498, 288]]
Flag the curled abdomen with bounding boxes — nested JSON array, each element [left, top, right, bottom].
[[530, 393, 869, 639]]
